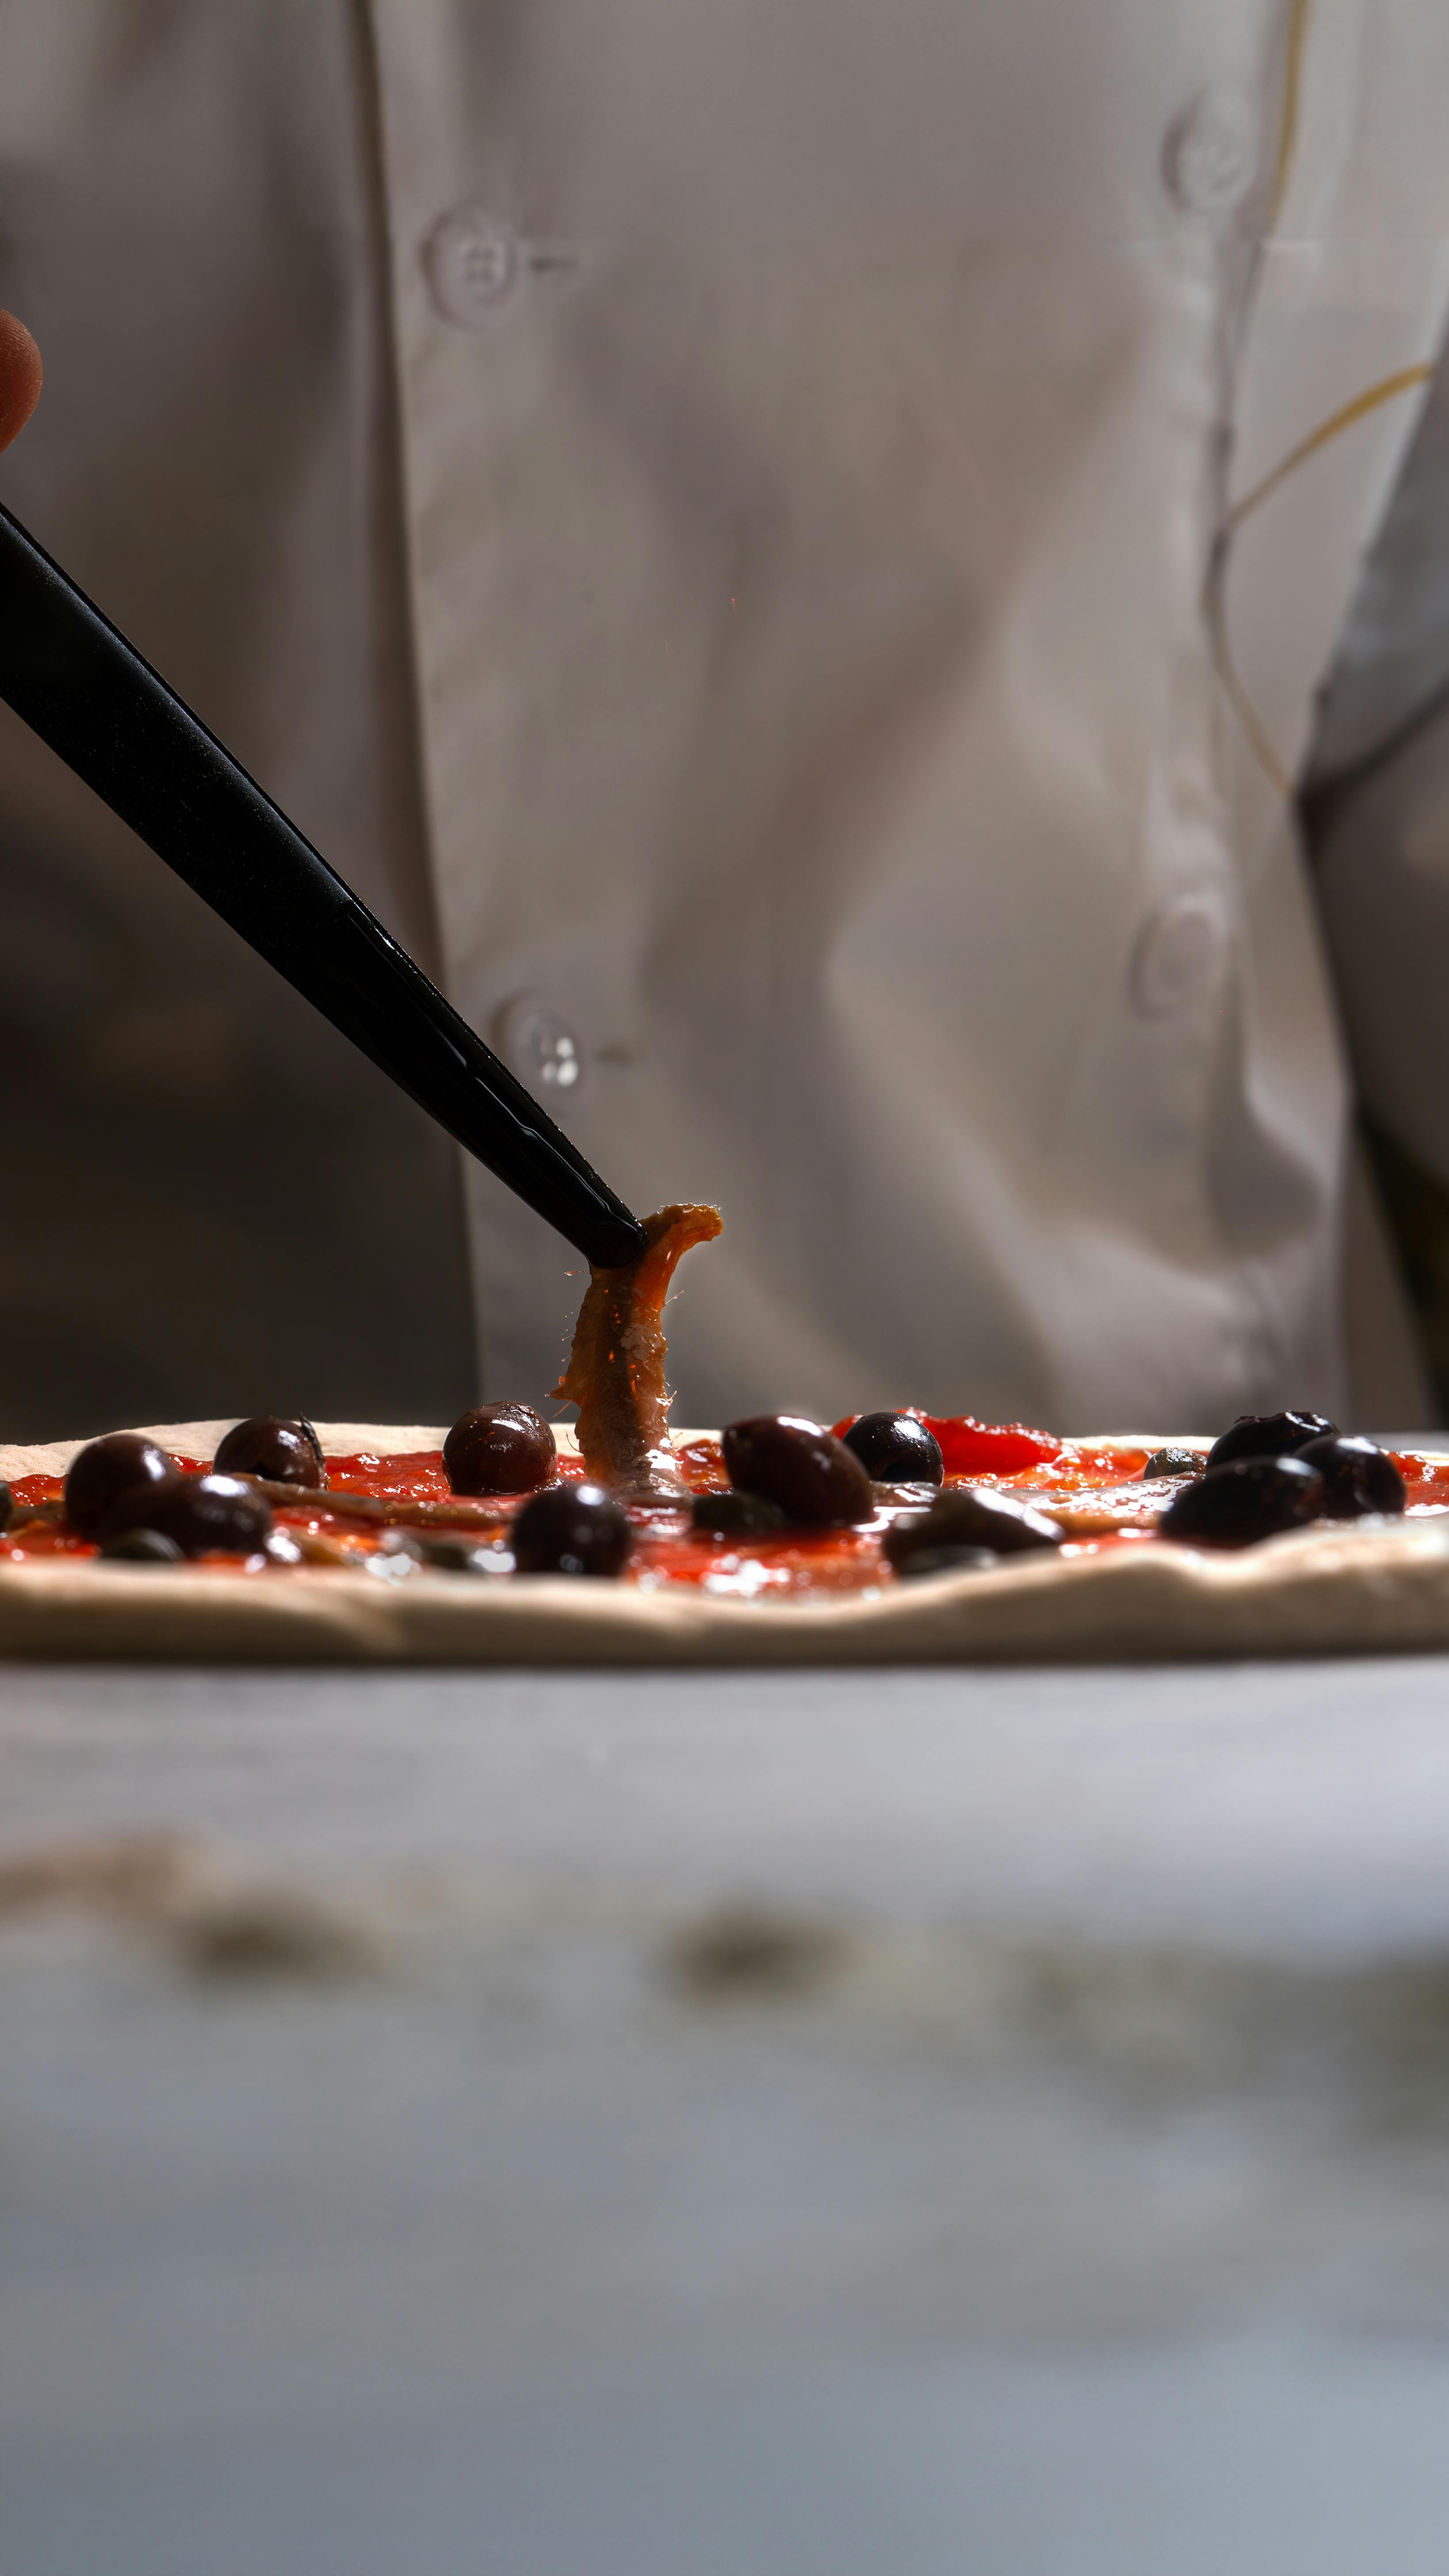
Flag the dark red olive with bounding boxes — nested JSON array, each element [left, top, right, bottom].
[[1296, 1433, 1405, 1521], [1141, 1448, 1203, 1481], [97, 1472, 274, 1558], [842, 1412, 945, 1486], [214, 1416, 324, 1487], [65, 1432, 178, 1539], [444, 1403, 557, 1495], [511, 1481, 632, 1576], [723, 1415, 874, 1527], [894, 1544, 1001, 1582], [97, 1528, 186, 1564], [382, 1530, 503, 1573], [1160, 1454, 1323, 1547], [882, 1486, 1065, 1569], [1204, 1411, 1337, 1473], [690, 1489, 790, 1539]]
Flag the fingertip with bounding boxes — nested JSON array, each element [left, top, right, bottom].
[[0, 311, 43, 455]]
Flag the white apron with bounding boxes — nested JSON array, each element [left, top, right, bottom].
[[3, 0, 1449, 1435]]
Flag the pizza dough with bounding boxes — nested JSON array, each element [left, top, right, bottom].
[[3, 1421, 1449, 1666]]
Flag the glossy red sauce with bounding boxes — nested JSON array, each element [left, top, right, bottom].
[[833, 1413, 1062, 1475], [4, 1434, 1445, 1593], [318, 1451, 454, 1502], [1400, 1455, 1449, 1510]]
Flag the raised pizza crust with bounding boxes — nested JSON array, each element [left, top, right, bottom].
[[1, 1421, 1446, 1668]]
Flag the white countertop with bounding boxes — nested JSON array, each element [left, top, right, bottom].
[[9, 1653, 1449, 2574]]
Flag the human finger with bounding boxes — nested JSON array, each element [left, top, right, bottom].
[[0, 311, 43, 454]]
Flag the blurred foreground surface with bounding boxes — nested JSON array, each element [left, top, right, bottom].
[[10, 1653, 1449, 2571]]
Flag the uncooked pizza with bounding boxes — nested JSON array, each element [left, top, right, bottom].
[[2, 1205, 1448, 1664]]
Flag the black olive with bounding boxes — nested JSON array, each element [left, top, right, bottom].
[[213, 1416, 324, 1487], [1141, 1447, 1205, 1480], [691, 1489, 790, 1539], [1203, 1411, 1337, 1473], [722, 1415, 874, 1527], [883, 1486, 1064, 1569], [841, 1411, 945, 1486], [444, 1402, 558, 1495], [381, 1529, 507, 1573], [894, 1544, 1001, 1581], [426, 1536, 503, 1574], [97, 1528, 186, 1564], [1159, 1454, 1323, 1547], [511, 1481, 633, 1577], [65, 1432, 178, 1539], [99, 1472, 274, 1559], [0, 1481, 11, 1533], [1296, 1433, 1406, 1521]]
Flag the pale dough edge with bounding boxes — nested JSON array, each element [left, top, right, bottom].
[[1, 1421, 1448, 1667]]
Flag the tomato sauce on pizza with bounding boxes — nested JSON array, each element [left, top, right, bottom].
[[0, 1207, 1433, 1593]]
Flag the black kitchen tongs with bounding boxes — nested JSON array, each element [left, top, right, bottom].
[[0, 500, 647, 1270]]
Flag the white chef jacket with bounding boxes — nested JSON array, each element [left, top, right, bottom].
[[2, 0, 1449, 1439]]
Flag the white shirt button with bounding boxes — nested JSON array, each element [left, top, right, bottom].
[[424, 205, 520, 327], [1161, 85, 1259, 217], [1130, 894, 1228, 1017], [491, 991, 587, 1094]]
